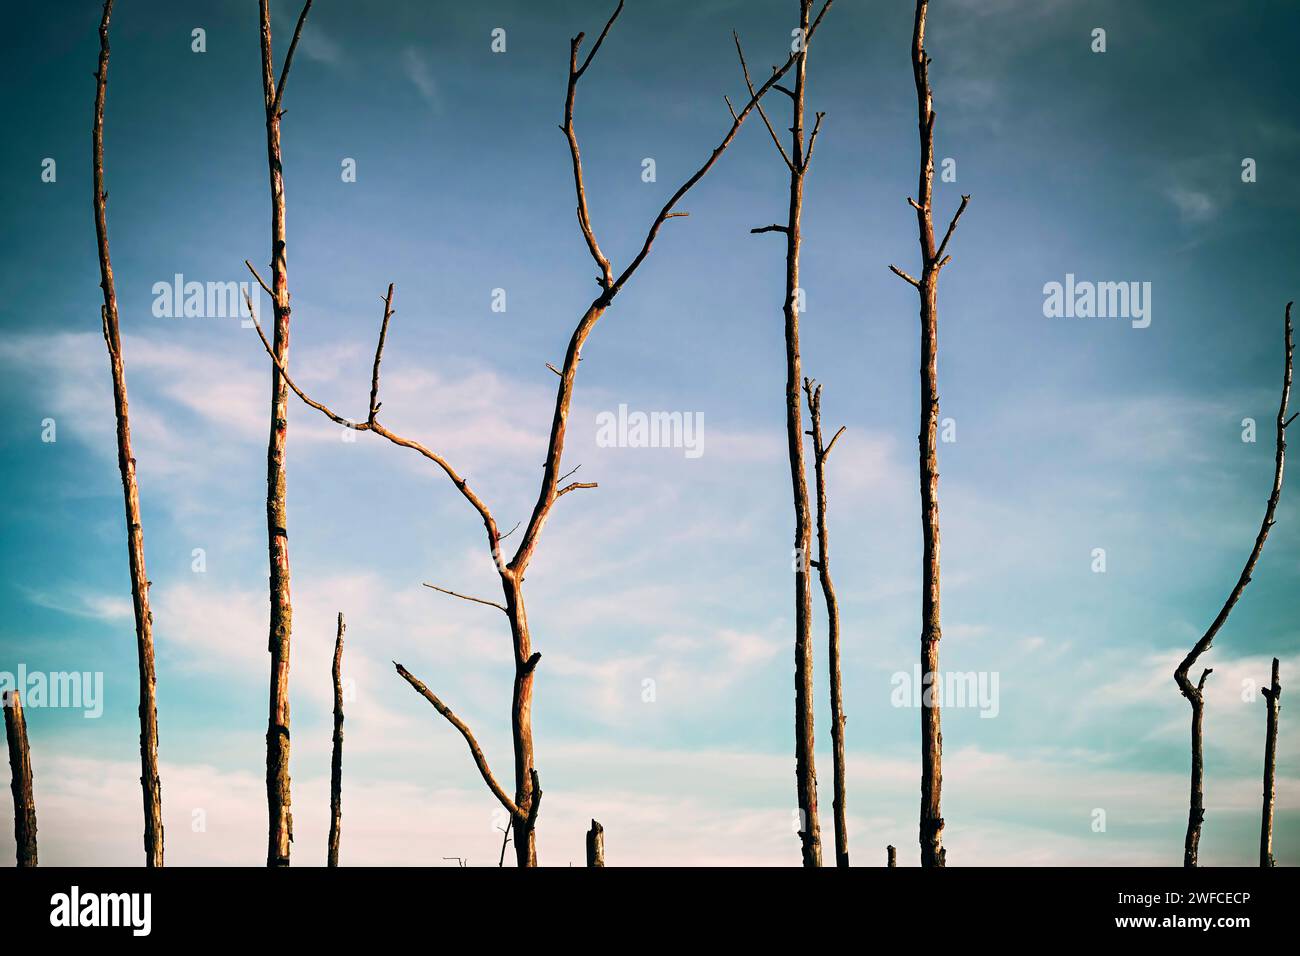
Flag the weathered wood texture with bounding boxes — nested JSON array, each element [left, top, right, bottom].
[[586, 819, 605, 867], [805, 379, 848, 866], [744, 0, 832, 867], [1260, 657, 1281, 868], [889, 0, 971, 867], [4, 691, 37, 867], [93, 0, 163, 868], [257, 0, 313, 867]]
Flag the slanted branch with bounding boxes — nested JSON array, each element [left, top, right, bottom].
[[1175, 303, 1293, 867], [393, 662, 525, 821]]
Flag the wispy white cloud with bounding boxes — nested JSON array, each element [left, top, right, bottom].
[[401, 48, 441, 113], [299, 26, 345, 69], [1166, 185, 1218, 224], [19, 586, 133, 622]]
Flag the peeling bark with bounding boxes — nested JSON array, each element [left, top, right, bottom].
[[4, 691, 37, 867], [257, 0, 313, 867], [1175, 304, 1292, 867], [1259, 657, 1281, 867], [328, 612, 344, 867], [93, 0, 163, 868]]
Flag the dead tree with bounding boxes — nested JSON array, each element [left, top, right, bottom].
[[246, 0, 830, 866], [804, 378, 848, 866], [1175, 304, 1292, 867], [93, 0, 164, 868], [254, 0, 313, 868], [887, 845, 896, 867], [4, 691, 37, 867], [744, 0, 831, 867], [586, 819, 605, 867], [1260, 657, 1281, 867], [328, 612, 345, 867], [888, 0, 971, 868]]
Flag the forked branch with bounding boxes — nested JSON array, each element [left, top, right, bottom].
[[1175, 303, 1293, 867], [268, 0, 314, 116], [243, 283, 504, 558], [510, 0, 835, 578]]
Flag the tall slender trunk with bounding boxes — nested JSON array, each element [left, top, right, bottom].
[[805, 380, 848, 866], [258, 0, 313, 867], [586, 819, 605, 866], [1175, 304, 1292, 867], [93, 0, 163, 868], [4, 691, 37, 867], [887, 845, 897, 867], [328, 613, 344, 867], [746, 0, 824, 868], [1259, 657, 1281, 867], [890, 0, 970, 867]]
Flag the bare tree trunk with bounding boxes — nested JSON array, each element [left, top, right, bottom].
[[1260, 657, 1281, 867], [502, 577, 540, 866], [328, 612, 344, 867], [887, 845, 896, 868], [1175, 304, 1293, 867], [93, 0, 163, 868], [890, 0, 970, 868], [4, 691, 37, 867], [744, 0, 829, 867], [804, 379, 848, 866], [257, 0, 313, 868], [586, 819, 605, 867], [251, 0, 830, 869]]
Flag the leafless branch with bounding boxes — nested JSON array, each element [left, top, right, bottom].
[[270, 0, 314, 117], [368, 284, 395, 422], [562, 1, 624, 289], [423, 582, 508, 614], [394, 662, 523, 820], [733, 31, 794, 172], [244, 259, 274, 298], [889, 264, 920, 287], [934, 194, 971, 266], [804, 111, 826, 167], [244, 287, 504, 557]]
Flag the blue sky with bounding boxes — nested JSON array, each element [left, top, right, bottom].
[[1, 0, 1298, 865]]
